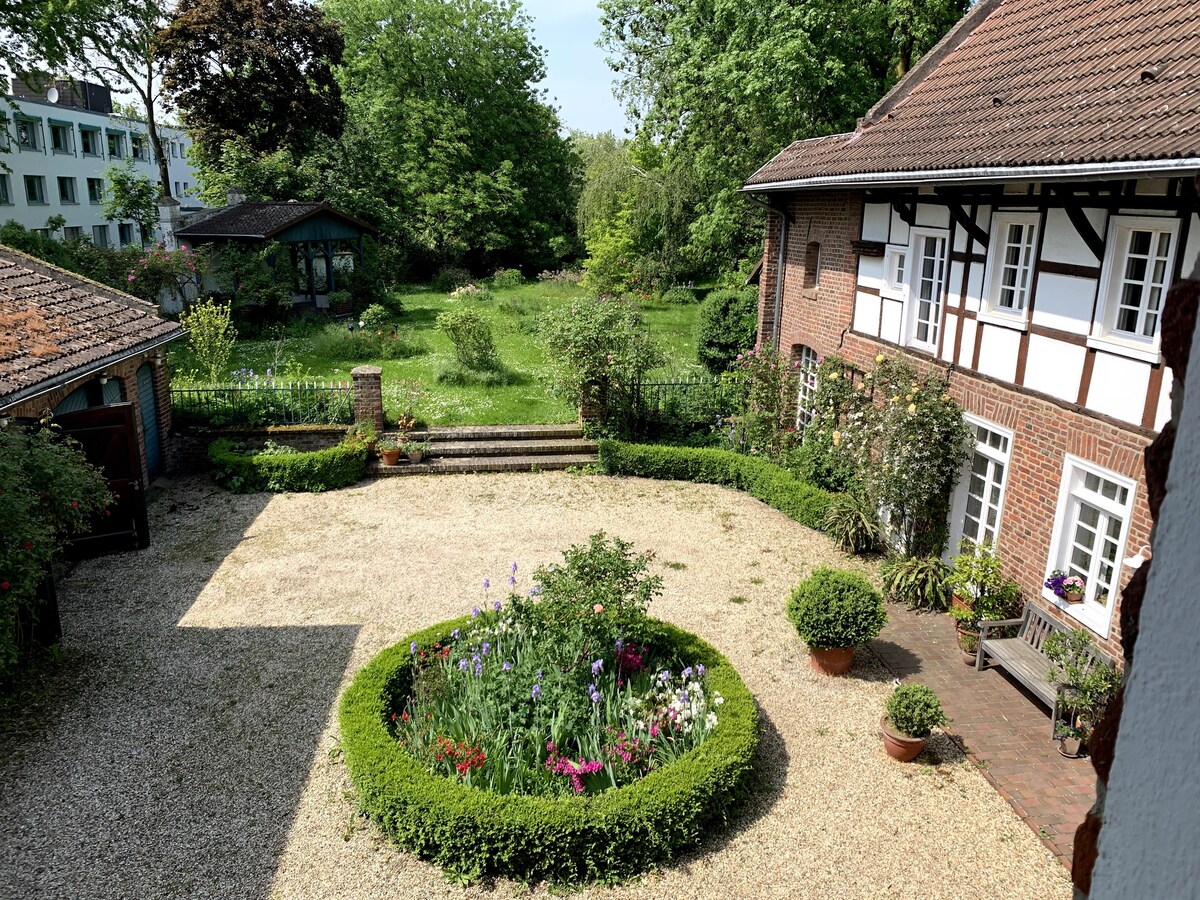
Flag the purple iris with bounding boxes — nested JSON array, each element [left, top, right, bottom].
[[529, 585, 542, 597], [474, 661, 483, 677], [679, 691, 690, 705], [658, 670, 670, 683], [591, 659, 604, 677], [458, 659, 469, 671], [481, 643, 490, 656], [493, 600, 502, 612], [451, 628, 461, 641], [615, 638, 624, 653], [588, 684, 601, 703], [681, 666, 693, 680], [471, 607, 480, 619], [536, 669, 543, 682], [410, 641, 418, 654], [502, 661, 512, 672], [532, 684, 542, 700], [696, 664, 706, 678]]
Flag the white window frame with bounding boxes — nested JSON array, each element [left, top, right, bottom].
[[904, 227, 948, 352], [92, 224, 110, 248], [793, 345, 819, 433], [881, 246, 908, 300], [947, 415, 1013, 555], [979, 211, 1039, 328], [24, 175, 47, 205], [1044, 455, 1136, 639], [1089, 215, 1179, 363]]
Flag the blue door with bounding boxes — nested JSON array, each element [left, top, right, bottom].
[[136, 364, 160, 477]]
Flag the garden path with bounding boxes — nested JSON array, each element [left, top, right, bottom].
[[0, 474, 1071, 899]]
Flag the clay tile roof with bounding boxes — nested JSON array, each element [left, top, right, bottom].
[[745, 0, 1200, 189], [175, 201, 378, 240], [0, 245, 183, 409]]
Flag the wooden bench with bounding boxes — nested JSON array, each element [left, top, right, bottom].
[[976, 604, 1075, 737]]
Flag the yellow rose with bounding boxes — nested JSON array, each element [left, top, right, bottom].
[[907, 403, 917, 414], [891, 395, 900, 403], [906, 394, 914, 402], [875, 354, 885, 364], [832, 430, 842, 446]]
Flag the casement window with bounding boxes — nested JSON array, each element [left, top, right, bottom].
[[118, 223, 135, 246], [1045, 457, 1135, 638], [131, 135, 146, 159], [50, 123, 72, 153], [1090, 215, 1179, 362], [905, 228, 948, 351], [16, 118, 41, 151], [57, 176, 77, 204], [171, 141, 178, 157], [92, 224, 110, 248], [106, 132, 125, 158], [982, 212, 1038, 321], [881, 246, 908, 300], [948, 417, 1012, 552], [80, 127, 101, 156], [24, 175, 47, 204], [87, 178, 104, 204], [793, 344, 820, 433], [803, 242, 821, 290], [0, 174, 10, 204], [174, 180, 181, 196], [64, 226, 83, 240]]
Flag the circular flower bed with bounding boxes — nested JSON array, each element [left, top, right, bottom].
[[339, 536, 759, 884]]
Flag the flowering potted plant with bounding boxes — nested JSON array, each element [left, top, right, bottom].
[[880, 683, 948, 761], [376, 437, 402, 466], [946, 540, 1021, 665], [402, 439, 429, 463], [1045, 569, 1086, 604]]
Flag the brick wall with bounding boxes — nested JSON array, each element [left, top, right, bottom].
[[759, 188, 1152, 661], [169, 425, 349, 474]]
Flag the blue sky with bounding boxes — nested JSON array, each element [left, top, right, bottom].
[[522, 0, 631, 136]]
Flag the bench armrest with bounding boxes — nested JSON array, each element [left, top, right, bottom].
[[979, 618, 1025, 640]]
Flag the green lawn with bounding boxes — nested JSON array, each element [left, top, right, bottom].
[[172, 281, 705, 426]]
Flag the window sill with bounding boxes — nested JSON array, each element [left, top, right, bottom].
[[1086, 334, 1162, 364], [1041, 588, 1112, 639], [975, 309, 1029, 332], [26, 201, 49, 206], [59, 200, 78, 206]]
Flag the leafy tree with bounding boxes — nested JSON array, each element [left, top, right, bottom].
[[159, 0, 346, 168], [598, 0, 969, 276], [179, 296, 238, 383], [102, 158, 158, 235], [0, 0, 102, 82]]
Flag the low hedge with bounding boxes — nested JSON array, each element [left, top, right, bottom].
[[597, 440, 833, 532], [339, 618, 759, 884], [207, 438, 368, 493]]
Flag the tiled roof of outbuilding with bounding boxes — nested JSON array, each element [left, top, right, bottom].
[[175, 201, 378, 240], [745, 0, 1200, 189], [0, 246, 182, 409]]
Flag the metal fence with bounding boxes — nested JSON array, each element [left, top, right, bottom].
[[632, 376, 739, 431], [171, 381, 355, 428]]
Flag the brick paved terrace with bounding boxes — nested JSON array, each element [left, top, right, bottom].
[[869, 605, 1096, 868]]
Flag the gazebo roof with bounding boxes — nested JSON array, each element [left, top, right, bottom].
[[175, 201, 378, 242]]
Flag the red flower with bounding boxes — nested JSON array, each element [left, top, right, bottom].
[[71, 501, 78, 508], [1, 582, 9, 590], [22, 541, 33, 550]]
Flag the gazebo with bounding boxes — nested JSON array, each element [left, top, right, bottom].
[[174, 199, 379, 308]]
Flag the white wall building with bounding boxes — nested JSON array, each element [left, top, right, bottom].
[[0, 78, 204, 247]]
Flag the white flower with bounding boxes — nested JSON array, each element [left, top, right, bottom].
[[706, 712, 718, 729]]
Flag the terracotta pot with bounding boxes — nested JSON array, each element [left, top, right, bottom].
[[951, 593, 973, 613], [1063, 592, 1085, 604], [808, 646, 855, 676], [407, 451, 424, 463], [880, 715, 927, 762], [955, 624, 979, 666], [1058, 736, 1084, 758], [380, 448, 402, 466]]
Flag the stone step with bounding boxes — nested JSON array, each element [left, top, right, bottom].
[[427, 438, 598, 458], [394, 424, 583, 442], [368, 453, 599, 477]]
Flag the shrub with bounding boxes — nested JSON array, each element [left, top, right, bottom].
[[490, 267, 523, 289], [696, 288, 758, 374], [880, 556, 953, 610], [437, 307, 501, 372], [207, 438, 368, 493], [885, 684, 947, 738], [822, 492, 884, 555], [785, 428, 860, 494], [340, 618, 758, 884], [179, 297, 237, 383], [722, 345, 794, 457], [597, 440, 832, 531], [539, 298, 665, 422], [538, 268, 584, 284], [659, 286, 697, 305], [357, 303, 392, 332], [433, 265, 472, 292], [310, 323, 426, 361], [946, 540, 1021, 621], [1044, 629, 1122, 742], [449, 283, 496, 303], [786, 568, 886, 649]]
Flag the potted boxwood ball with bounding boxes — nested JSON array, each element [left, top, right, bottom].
[[881, 683, 947, 761], [787, 568, 887, 675]]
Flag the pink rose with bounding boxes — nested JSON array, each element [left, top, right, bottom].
[[593, 604, 604, 614]]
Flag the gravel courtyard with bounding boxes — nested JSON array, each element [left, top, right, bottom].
[[0, 473, 1071, 900]]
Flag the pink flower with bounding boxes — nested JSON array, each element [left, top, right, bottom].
[[593, 604, 604, 614]]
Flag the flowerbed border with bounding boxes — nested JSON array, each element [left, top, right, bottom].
[[339, 616, 759, 884], [597, 440, 834, 532]]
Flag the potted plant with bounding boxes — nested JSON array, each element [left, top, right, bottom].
[[377, 437, 402, 466], [1045, 569, 1086, 604], [881, 684, 948, 761], [346, 421, 378, 453], [786, 568, 887, 675], [946, 540, 1021, 665], [1044, 628, 1122, 758], [402, 439, 430, 463]]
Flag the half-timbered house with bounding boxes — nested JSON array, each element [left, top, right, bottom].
[[742, 0, 1200, 659]]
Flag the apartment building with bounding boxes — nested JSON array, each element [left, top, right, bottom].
[[0, 77, 204, 246]]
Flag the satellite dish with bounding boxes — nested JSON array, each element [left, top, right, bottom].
[[46, 87, 59, 103]]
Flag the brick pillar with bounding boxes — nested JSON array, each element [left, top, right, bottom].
[[351, 365, 384, 433]]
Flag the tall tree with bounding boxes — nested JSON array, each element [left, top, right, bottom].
[[73, 0, 175, 197], [158, 0, 346, 168], [598, 0, 969, 277], [0, 0, 100, 79]]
